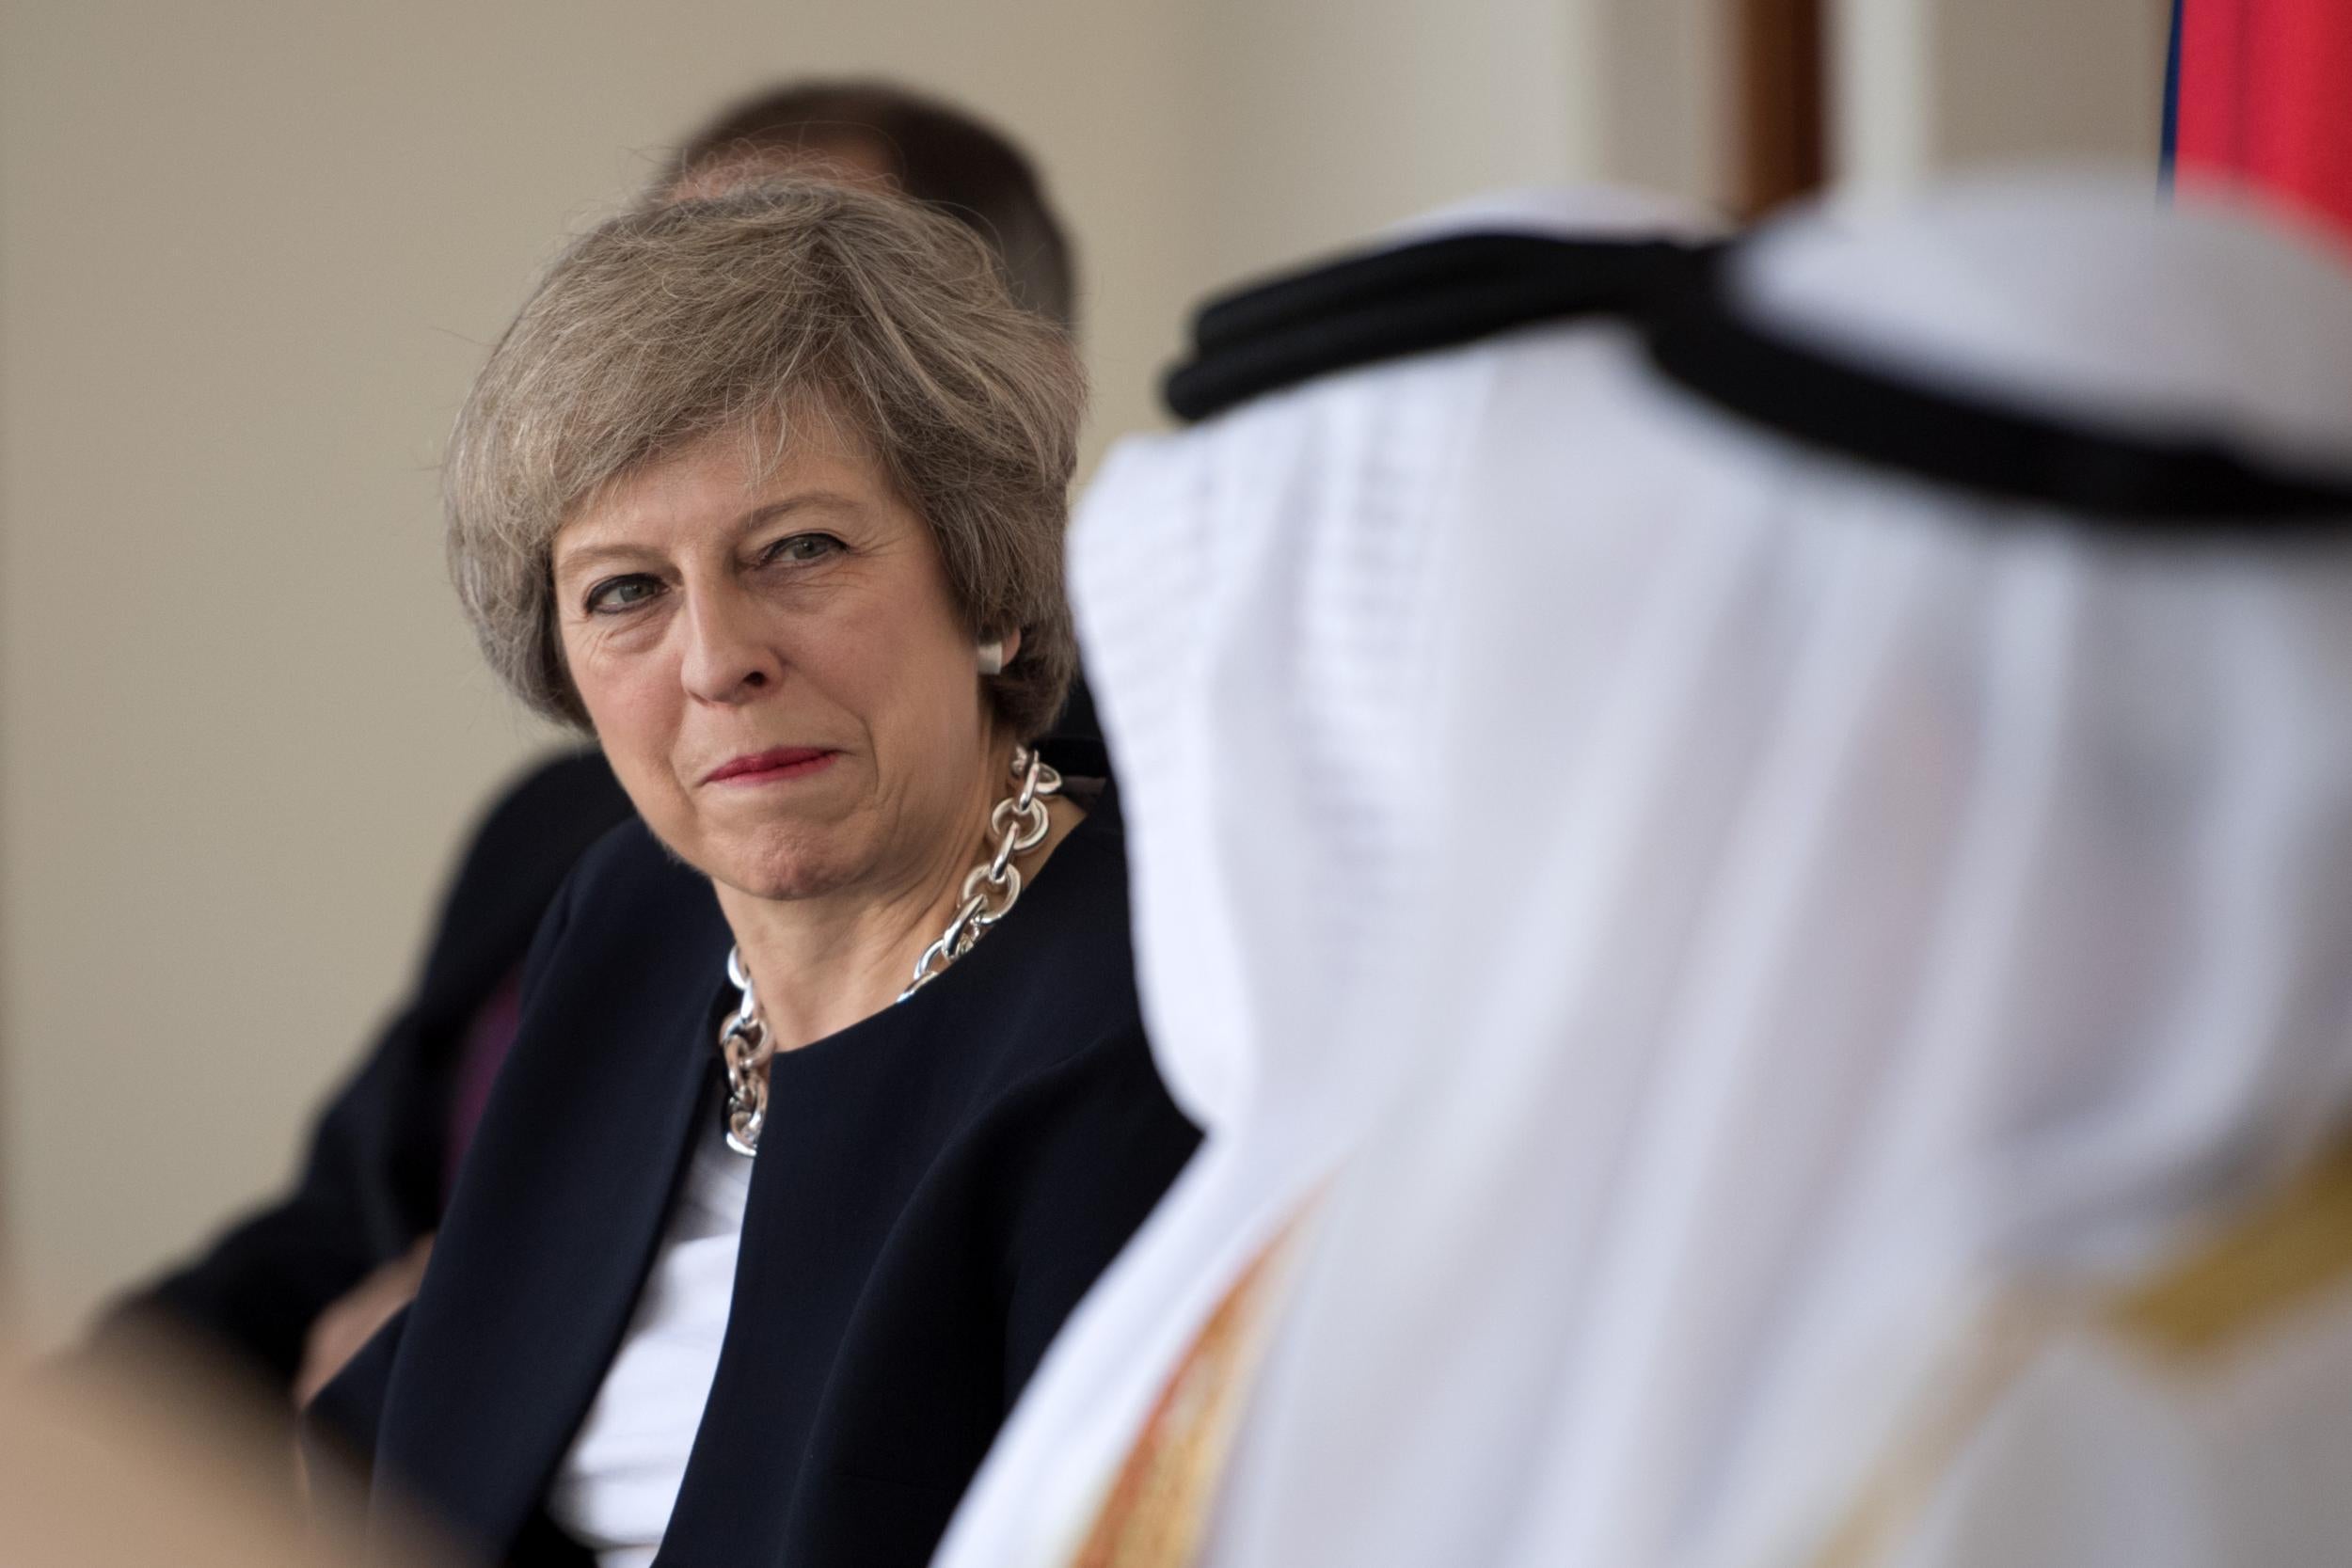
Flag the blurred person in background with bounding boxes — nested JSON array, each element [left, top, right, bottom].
[[304, 179, 1195, 1568], [665, 79, 1075, 331], [89, 78, 1087, 1420], [935, 172, 2352, 1568]]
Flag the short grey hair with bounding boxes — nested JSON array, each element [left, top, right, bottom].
[[445, 178, 1087, 736]]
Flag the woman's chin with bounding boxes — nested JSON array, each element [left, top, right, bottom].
[[693, 830, 865, 905]]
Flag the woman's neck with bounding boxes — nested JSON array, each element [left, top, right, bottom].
[[713, 735, 1083, 1052]]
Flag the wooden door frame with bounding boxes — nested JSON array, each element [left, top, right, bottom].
[[1733, 0, 1829, 216]]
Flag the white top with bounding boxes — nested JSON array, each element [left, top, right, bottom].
[[546, 1117, 752, 1568]]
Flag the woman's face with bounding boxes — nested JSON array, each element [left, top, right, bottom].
[[550, 422, 1004, 905]]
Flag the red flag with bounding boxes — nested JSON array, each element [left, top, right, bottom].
[[2170, 0, 2352, 245]]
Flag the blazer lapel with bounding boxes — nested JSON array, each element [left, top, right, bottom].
[[372, 880, 724, 1560]]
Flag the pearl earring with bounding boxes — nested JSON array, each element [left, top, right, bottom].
[[977, 639, 1007, 676]]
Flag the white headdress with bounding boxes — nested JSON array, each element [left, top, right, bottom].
[[937, 172, 2352, 1568]]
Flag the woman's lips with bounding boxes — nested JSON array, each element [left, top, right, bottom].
[[702, 746, 839, 786]]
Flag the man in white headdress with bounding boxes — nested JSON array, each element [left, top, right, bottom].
[[932, 170, 2352, 1568]]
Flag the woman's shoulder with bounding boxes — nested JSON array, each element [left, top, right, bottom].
[[551, 816, 723, 942], [516, 816, 728, 1022], [564, 810, 691, 898], [916, 799, 1142, 1073]]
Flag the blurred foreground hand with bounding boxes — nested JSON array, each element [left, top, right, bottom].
[[3, 1328, 449, 1568]]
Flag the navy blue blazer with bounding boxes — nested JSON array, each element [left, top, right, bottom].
[[310, 781, 1198, 1567]]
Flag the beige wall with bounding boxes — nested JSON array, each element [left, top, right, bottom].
[[0, 0, 1640, 1345], [1833, 0, 2173, 191]]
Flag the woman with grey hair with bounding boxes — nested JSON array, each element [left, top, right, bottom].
[[304, 180, 1198, 1568]]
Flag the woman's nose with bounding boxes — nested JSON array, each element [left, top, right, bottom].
[[678, 587, 785, 705]]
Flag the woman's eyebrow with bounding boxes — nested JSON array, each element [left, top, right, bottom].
[[735, 489, 866, 534], [551, 539, 661, 580]]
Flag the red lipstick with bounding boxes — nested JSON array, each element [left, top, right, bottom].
[[703, 746, 838, 786]]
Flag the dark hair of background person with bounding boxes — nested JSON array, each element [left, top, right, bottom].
[[663, 80, 1078, 333]]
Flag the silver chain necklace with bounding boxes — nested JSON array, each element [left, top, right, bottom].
[[716, 744, 1064, 1155]]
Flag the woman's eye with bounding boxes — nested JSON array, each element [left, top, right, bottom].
[[585, 576, 661, 614], [761, 532, 842, 567]]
